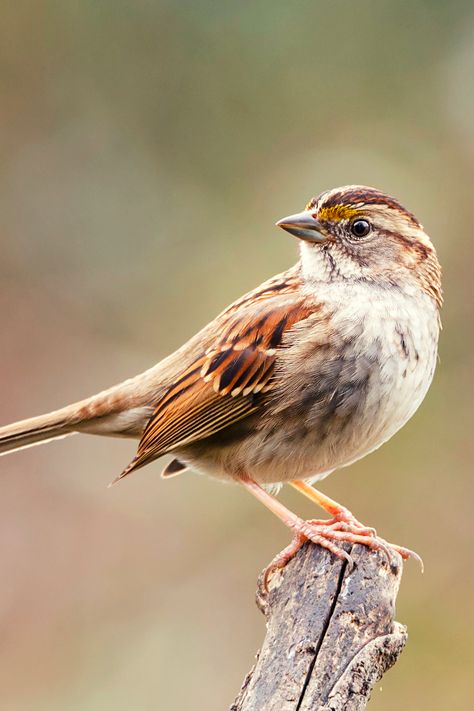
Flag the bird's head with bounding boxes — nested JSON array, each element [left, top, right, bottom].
[[277, 185, 442, 308]]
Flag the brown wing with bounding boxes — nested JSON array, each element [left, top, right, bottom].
[[115, 266, 316, 480]]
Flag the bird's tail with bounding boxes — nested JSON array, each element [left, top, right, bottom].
[[0, 408, 78, 456], [0, 376, 156, 457]]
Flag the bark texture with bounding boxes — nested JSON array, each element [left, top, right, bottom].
[[231, 542, 407, 711]]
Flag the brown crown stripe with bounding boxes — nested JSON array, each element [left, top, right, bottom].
[[307, 187, 421, 227]]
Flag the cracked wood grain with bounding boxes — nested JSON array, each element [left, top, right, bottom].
[[231, 542, 407, 711]]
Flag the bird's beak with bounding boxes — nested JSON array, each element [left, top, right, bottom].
[[276, 210, 326, 243]]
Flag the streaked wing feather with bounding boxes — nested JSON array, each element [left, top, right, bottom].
[[144, 393, 254, 454], [115, 265, 316, 481]]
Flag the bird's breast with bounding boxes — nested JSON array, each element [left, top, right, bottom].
[[252, 284, 440, 482], [178, 284, 439, 485]]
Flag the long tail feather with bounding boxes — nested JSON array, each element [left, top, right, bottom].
[[0, 411, 77, 456], [0, 343, 198, 460], [0, 379, 157, 458]]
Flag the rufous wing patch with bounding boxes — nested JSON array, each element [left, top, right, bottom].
[[112, 265, 316, 483]]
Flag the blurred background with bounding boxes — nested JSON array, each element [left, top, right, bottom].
[[1, 2, 473, 709]]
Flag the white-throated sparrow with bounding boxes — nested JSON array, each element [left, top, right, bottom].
[[0, 185, 442, 579]]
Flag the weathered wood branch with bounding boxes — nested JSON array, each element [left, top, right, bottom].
[[231, 542, 407, 711]]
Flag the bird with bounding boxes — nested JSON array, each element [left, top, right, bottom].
[[0, 185, 442, 582]]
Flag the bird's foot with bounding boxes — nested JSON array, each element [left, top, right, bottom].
[[262, 515, 422, 592], [315, 506, 377, 536], [382, 540, 424, 571]]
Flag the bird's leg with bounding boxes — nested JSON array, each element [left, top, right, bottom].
[[289, 479, 423, 571], [240, 477, 401, 591], [289, 480, 375, 534]]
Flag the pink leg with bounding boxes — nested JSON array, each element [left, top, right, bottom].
[[240, 478, 408, 591], [290, 479, 423, 569], [290, 480, 375, 532]]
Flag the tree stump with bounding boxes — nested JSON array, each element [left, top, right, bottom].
[[231, 542, 407, 710]]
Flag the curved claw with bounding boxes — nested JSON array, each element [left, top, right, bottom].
[[260, 516, 424, 595], [385, 541, 424, 573], [261, 520, 357, 594], [262, 533, 307, 591]]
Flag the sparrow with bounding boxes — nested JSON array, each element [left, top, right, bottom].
[[0, 185, 442, 581]]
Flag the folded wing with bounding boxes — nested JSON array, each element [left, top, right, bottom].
[[115, 266, 316, 481]]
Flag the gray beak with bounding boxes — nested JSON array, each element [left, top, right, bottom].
[[276, 210, 326, 243]]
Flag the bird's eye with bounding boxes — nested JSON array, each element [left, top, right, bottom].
[[350, 219, 371, 239]]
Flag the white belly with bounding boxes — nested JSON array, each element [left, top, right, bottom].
[[341, 291, 438, 460], [179, 285, 439, 486], [275, 287, 439, 483]]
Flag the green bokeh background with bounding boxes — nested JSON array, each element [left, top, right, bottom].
[[1, 2, 473, 709]]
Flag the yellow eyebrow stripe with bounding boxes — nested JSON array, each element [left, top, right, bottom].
[[317, 205, 360, 222]]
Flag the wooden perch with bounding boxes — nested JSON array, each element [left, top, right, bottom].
[[231, 542, 407, 711]]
